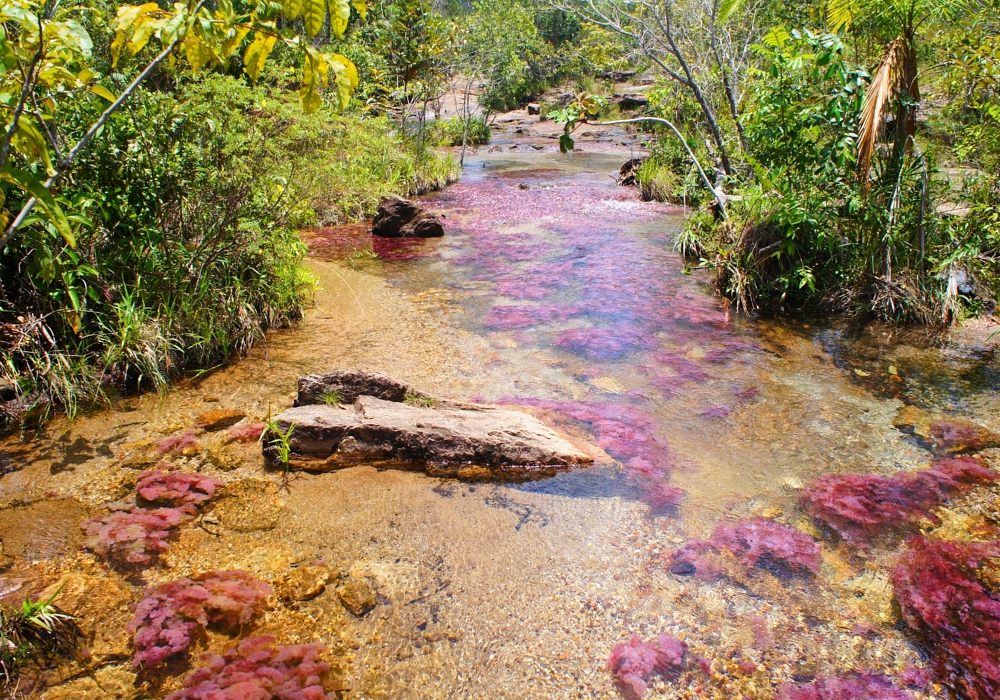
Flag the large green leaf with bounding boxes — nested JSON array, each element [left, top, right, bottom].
[[0, 166, 75, 247], [826, 0, 854, 33], [303, 0, 325, 39], [329, 0, 350, 39], [352, 0, 366, 20], [243, 31, 277, 81]]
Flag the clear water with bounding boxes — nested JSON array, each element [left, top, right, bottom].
[[2, 149, 999, 699]]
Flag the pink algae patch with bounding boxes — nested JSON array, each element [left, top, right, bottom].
[[668, 518, 820, 579], [800, 457, 997, 546], [136, 470, 222, 510], [166, 635, 334, 700], [777, 673, 917, 700], [81, 508, 189, 564], [484, 304, 580, 330], [130, 570, 273, 668], [892, 537, 1000, 700], [157, 432, 199, 455], [607, 633, 686, 699], [229, 421, 265, 443]]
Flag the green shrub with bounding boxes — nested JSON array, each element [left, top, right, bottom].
[[427, 116, 492, 146]]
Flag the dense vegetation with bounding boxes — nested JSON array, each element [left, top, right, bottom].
[[551, 0, 1000, 322]]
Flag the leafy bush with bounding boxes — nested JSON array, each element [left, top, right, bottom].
[[427, 117, 491, 146]]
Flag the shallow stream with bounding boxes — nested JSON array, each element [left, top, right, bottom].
[[2, 147, 999, 699]]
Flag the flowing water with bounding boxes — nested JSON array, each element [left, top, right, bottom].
[[2, 147, 999, 699]]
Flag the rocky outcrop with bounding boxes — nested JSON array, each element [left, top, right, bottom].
[[371, 197, 444, 238], [266, 371, 593, 479], [617, 157, 647, 186]]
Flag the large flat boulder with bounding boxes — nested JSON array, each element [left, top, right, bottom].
[[265, 381, 593, 480]]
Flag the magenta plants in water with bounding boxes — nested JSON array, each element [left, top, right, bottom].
[[776, 673, 917, 700], [892, 537, 1000, 700], [166, 635, 335, 699], [136, 470, 223, 511], [607, 633, 686, 699], [800, 457, 997, 546], [228, 422, 266, 443], [157, 431, 200, 455], [81, 507, 189, 564], [668, 518, 820, 579], [129, 570, 273, 668]]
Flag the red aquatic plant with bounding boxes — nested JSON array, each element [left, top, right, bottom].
[[229, 422, 266, 443], [130, 570, 273, 668], [776, 673, 917, 700], [136, 470, 223, 510], [712, 517, 821, 575], [928, 419, 1000, 453], [800, 457, 997, 546], [607, 633, 686, 699], [892, 537, 1000, 700], [157, 432, 200, 455], [166, 635, 334, 699], [81, 507, 190, 564], [668, 518, 820, 579]]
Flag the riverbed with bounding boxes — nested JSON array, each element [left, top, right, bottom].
[[2, 146, 999, 699]]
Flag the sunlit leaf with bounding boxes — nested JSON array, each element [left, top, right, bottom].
[[243, 31, 277, 81], [0, 166, 75, 247], [284, 0, 303, 19], [352, 0, 366, 20], [329, 0, 350, 39], [90, 84, 116, 102], [303, 0, 325, 38], [717, 0, 747, 24]]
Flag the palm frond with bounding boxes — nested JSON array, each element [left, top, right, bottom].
[[826, 0, 855, 33], [857, 39, 902, 186]]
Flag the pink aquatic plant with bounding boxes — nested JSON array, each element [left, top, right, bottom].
[[555, 326, 653, 360], [800, 457, 998, 546], [136, 470, 223, 510], [166, 635, 334, 699], [776, 673, 917, 700], [928, 419, 1000, 453], [229, 421, 266, 443], [81, 507, 189, 564], [712, 517, 821, 575], [892, 537, 1000, 700], [130, 570, 273, 668], [157, 431, 200, 455], [668, 518, 820, 579], [607, 633, 686, 699], [484, 303, 579, 330]]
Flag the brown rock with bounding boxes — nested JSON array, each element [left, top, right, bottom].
[[337, 576, 377, 616], [266, 395, 593, 479], [43, 666, 138, 700], [526, 103, 540, 115], [277, 565, 337, 603], [38, 573, 134, 662], [893, 405, 1000, 453], [212, 478, 285, 532], [371, 197, 443, 238], [196, 408, 246, 431], [295, 370, 426, 407]]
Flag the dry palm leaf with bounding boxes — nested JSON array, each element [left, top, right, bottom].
[[857, 39, 904, 187]]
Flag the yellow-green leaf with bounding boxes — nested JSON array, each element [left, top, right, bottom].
[[221, 24, 251, 60], [0, 166, 75, 247], [717, 0, 746, 24], [352, 0, 366, 20], [284, 0, 303, 19], [90, 84, 116, 102], [12, 119, 55, 177], [826, 0, 854, 33], [329, 0, 349, 39], [243, 31, 277, 82], [303, 0, 325, 39]]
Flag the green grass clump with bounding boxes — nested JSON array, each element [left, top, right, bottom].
[[1, 590, 77, 694], [403, 391, 436, 407], [426, 117, 492, 147], [321, 390, 344, 406]]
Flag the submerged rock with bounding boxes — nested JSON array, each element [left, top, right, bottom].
[[195, 408, 245, 431], [371, 196, 444, 238], [337, 576, 377, 616], [893, 405, 1000, 453], [267, 371, 593, 479]]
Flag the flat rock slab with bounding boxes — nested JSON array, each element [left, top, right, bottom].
[[266, 395, 593, 480]]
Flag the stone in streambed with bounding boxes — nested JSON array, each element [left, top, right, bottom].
[[337, 576, 378, 616], [196, 408, 245, 431], [268, 371, 593, 479], [893, 405, 1000, 453], [295, 370, 430, 406], [371, 196, 444, 238]]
